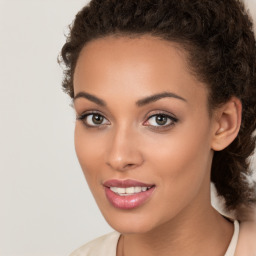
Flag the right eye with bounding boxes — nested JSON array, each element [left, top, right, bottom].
[[77, 113, 110, 127]]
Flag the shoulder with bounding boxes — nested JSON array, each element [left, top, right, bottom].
[[69, 231, 120, 256], [235, 206, 256, 256], [235, 220, 256, 256]]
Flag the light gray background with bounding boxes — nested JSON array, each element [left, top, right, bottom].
[[0, 0, 255, 255]]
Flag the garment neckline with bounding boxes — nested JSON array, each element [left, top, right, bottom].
[[224, 220, 240, 256]]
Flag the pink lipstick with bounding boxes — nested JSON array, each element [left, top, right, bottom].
[[103, 179, 156, 210]]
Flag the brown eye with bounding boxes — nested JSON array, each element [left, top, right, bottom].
[[155, 115, 168, 125], [77, 113, 110, 127], [144, 113, 178, 128], [92, 114, 104, 124]]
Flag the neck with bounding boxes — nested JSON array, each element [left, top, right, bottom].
[[118, 190, 234, 256]]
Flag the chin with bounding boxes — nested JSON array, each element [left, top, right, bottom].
[[100, 207, 166, 234], [108, 219, 156, 234]]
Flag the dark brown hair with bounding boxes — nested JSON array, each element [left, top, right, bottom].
[[59, 0, 256, 211]]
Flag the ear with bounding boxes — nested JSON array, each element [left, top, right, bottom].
[[211, 97, 242, 151]]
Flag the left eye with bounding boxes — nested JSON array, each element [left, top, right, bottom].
[[145, 114, 177, 127]]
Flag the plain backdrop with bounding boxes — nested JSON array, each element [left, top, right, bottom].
[[0, 0, 255, 256]]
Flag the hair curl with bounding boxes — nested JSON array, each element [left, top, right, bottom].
[[59, 0, 256, 211]]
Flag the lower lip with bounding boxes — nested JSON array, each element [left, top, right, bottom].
[[104, 186, 156, 210]]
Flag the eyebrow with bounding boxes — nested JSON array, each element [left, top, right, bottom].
[[73, 91, 106, 106], [136, 91, 187, 107], [73, 91, 187, 107]]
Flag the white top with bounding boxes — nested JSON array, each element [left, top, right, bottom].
[[70, 220, 240, 256]]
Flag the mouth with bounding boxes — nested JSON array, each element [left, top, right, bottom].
[[109, 186, 153, 196], [103, 179, 156, 210]]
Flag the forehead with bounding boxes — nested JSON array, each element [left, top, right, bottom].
[[73, 35, 208, 108], [74, 35, 189, 82]]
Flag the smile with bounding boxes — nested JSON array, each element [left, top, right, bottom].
[[110, 186, 152, 196], [103, 179, 156, 209]]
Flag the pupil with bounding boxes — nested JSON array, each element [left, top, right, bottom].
[[93, 114, 103, 124], [156, 115, 167, 125]]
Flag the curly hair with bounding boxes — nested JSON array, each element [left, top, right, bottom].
[[59, 0, 256, 211]]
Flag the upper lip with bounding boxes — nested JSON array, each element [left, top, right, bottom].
[[103, 179, 155, 188]]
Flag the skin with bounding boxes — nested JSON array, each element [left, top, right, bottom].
[[235, 205, 256, 255], [73, 35, 241, 256]]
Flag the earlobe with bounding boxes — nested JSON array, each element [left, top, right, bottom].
[[211, 97, 242, 151]]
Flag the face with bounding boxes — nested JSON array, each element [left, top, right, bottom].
[[73, 35, 216, 234]]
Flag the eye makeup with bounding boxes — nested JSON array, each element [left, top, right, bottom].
[[76, 110, 179, 131]]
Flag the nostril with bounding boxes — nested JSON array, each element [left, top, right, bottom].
[[124, 163, 137, 169]]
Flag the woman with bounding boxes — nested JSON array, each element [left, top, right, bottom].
[[59, 0, 256, 255]]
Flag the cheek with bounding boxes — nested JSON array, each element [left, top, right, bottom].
[[144, 119, 213, 201]]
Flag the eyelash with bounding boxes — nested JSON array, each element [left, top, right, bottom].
[[76, 111, 178, 130], [144, 112, 178, 130], [76, 111, 109, 129]]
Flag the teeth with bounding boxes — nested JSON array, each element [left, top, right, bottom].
[[125, 187, 135, 194], [110, 187, 118, 193], [116, 187, 126, 194], [110, 186, 151, 195], [134, 187, 142, 193]]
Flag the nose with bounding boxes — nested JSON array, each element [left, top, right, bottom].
[[105, 126, 144, 172]]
